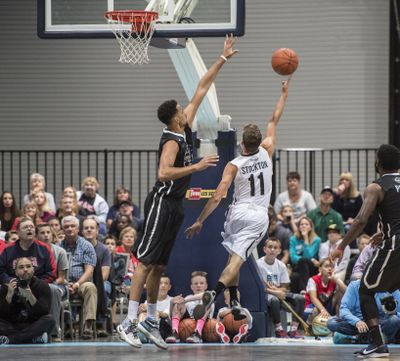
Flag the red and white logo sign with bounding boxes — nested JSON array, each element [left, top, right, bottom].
[[187, 188, 202, 200]]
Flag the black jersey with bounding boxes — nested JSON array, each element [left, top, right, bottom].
[[153, 126, 194, 199], [374, 173, 400, 244]]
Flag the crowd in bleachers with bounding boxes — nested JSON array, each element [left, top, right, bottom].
[[0, 170, 399, 345]]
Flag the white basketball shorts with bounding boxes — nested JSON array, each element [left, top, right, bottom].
[[221, 203, 269, 260]]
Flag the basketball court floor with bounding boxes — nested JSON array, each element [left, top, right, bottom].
[[3, 341, 400, 361]]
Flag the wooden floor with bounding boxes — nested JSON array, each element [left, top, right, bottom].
[[2, 342, 400, 361]]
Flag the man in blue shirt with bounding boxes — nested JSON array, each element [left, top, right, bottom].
[[60, 215, 97, 339], [327, 279, 400, 343]]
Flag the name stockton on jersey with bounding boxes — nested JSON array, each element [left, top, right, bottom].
[[240, 160, 268, 175]]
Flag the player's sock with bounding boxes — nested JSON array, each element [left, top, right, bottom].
[[229, 286, 238, 306], [214, 281, 226, 298], [172, 316, 180, 333], [128, 300, 139, 321], [291, 322, 299, 331], [196, 317, 206, 336], [147, 303, 157, 321], [275, 323, 283, 331], [369, 325, 384, 346]]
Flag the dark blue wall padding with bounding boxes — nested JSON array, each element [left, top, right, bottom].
[[166, 130, 266, 338]]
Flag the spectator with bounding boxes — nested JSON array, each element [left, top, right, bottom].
[[332, 172, 363, 233], [344, 234, 370, 284], [11, 202, 42, 231], [32, 190, 55, 223], [77, 176, 109, 235], [307, 186, 344, 243], [63, 186, 79, 208], [105, 235, 127, 329], [0, 257, 55, 344], [277, 204, 298, 235], [82, 217, 111, 337], [109, 213, 136, 240], [47, 216, 64, 244], [257, 206, 291, 264], [106, 186, 141, 228], [328, 280, 400, 344], [60, 215, 97, 339], [289, 216, 321, 294], [5, 230, 19, 244], [274, 171, 317, 222], [0, 217, 56, 285], [36, 223, 69, 341], [166, 271, 215, 344], [256, 237, 305, 338], [116, 227, 139, 275], [304, 258, 346, 322], [23, 173, 56, 212], [350, 243, 377, 282], [318, 224, 351, 281], [0, 191, 21, 232]]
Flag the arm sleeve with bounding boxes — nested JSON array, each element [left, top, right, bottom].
[[43, 245, 57, 283], [274, 194, 284, 214], [0, 250, 12, 284], [304, 192, 317, 212], [339, 282, 361, 326]]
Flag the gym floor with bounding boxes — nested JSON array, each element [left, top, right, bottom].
[[3, 342, 400, 361]]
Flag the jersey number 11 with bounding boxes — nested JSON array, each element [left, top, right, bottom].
[[248, 173, 265, 196]]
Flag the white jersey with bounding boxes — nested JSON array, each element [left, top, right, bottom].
[[230, 147, 273, 208]]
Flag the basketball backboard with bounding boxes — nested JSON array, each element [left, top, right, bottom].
[[37, 0, 245, 39]]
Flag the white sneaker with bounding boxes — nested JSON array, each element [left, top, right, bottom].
[[137, 318, 168, 350], [117, 318, 142, 349]]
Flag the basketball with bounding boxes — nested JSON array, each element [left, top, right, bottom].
[[202, 319, 220, 342], [178, 318, 196, 341], [271, 48, 299, 76], [222, 313, 248, 335], [312, 313, 331, 336]]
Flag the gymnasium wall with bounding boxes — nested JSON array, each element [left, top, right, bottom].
[[0, 0, 389, 151]]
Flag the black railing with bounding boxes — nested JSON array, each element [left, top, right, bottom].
[[272, 148, 377, 202], [0, 148, 377, 210], [0, 150, 159, 210]]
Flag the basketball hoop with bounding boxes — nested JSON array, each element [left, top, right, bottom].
[[105, 10, 159, 65]]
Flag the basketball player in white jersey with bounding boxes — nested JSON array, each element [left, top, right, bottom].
[[185, 77, 291, 321]]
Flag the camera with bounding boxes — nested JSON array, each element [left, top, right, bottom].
[[285, 215, 292, 221], [380, 295, 397, 315], [16, 278, 29, 289]]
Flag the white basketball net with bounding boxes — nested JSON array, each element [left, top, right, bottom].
[[105, 11, 158, 65]]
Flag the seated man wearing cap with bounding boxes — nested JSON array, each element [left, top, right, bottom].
[[307, 187, 345, 243], [318, 224, 351, 281]]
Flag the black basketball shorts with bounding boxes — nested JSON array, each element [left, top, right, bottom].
[[133, 190, 184, 265]]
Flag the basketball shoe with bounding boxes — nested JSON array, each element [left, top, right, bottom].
[[215, 321, 230, 344], [186, 330, 202, 344], [165, 330, 180, 344], [117, 318, 142, 348], [233, 323, 249, 344], [354, 344, 389, 358], [193, 290, 216, 320], [138, 318, 168, 350]]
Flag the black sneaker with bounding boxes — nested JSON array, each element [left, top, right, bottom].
[[354, 344, 389, 358], [193, 290, 216, 321], [231, 300, 247, 321], [137, 318, 168, 350]]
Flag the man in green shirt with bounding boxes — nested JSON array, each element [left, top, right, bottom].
[[307, 186, 344, 242]]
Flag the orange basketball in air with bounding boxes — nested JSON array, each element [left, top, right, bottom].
[[271, 48, 299, 76]]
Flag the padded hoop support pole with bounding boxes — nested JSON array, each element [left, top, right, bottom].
[[168, 39, 222, 144]]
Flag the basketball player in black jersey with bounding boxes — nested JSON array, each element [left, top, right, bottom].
[[331, 144, 400, 358], [117, 34, 238, 350]]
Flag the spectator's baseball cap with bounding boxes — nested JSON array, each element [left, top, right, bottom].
[[327, 224, 341, 233], [320, 186, 334, 195], [119, 200, 133, 207]]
